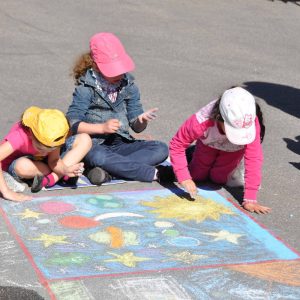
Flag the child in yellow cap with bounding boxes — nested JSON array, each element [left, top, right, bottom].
[[0, 106, 92, 202]]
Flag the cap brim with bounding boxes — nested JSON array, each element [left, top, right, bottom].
[[96, 53, 135, 77], [224, 123, 256, 145]]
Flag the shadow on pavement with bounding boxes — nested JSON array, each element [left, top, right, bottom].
[[243, 81, 300, 161], [283, 135, 300, 155], [159, 181, 222, 202], [222, 186, 244, 205], [269, 0, 300, 5], [0, 286, 44, 300], [283, 135, 300, 170], [243, 81, 300, 119]]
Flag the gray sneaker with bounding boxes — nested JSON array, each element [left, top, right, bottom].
[[226, 161, 245, 188], [3, 171, 26, 192], [86, 167, 112, 185]]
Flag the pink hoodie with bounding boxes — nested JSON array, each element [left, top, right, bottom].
[[169, 101, 263, 201]]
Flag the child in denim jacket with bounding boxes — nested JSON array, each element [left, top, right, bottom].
[[66, 32, 169, 184]]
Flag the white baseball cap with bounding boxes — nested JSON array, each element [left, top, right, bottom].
[[220, 87, 256, 145]]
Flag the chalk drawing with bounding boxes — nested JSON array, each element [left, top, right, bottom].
[[105, 251, 151, 267], [50, 280, 95, 300], [201, 230, 244, 244], [228, 261, 300, 286], [29, 233, 70, 247], [141, 193, 234, 222], [59, 215, 100, 229], [89, 226, 139, 248], [0, 188, 299, 282], [14, 208, 44, 219], [164, 250, 208, 264], [39, 201, 75, 214], [94, 212, 144, 221], [180, 264, 300, 299], [154, 221, 174, 228], [108, 275, 192, 300]]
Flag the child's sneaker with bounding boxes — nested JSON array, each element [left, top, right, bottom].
[[226, 161, 244, 188], [85, 167, 112, 185], [3, 171, 26, 192], [31, 175, 45, 193], [63, 176, 79, 186]]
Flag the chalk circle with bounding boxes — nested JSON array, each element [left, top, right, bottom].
[[146, 232, 158, 238], [162, 229, 180, 237], [87, 195, 122, 208], [87, 195, 113, 203], [39, 202, 75, 214], [59, 215, 100, 229], [168, 236, 200, 247], [154, 221, 174, 228], [36, 219, 51, 224]]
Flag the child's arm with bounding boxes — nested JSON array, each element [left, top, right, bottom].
[[170, 114, 212, 198], [132, 108, 158, 133], [0, 142, 31, 202], [243, 118, 271, 214], [242, 202, 271, 214], [77, 119, 121, 135]]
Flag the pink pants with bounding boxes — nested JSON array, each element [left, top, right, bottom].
[[189, 140, 244, 184]]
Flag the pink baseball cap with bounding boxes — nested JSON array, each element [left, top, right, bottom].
[[220, 87, 256, 145], [90, 32, 135, 77]]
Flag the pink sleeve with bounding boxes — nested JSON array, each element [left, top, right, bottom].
[[169, 114, 213, 183], [4, 128, 25, 151], [243, 117, 263, 201]]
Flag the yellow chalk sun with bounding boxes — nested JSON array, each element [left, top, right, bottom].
[[141, 194, 234, 223]]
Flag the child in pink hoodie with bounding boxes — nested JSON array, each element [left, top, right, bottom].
[[169, 87, 271, 214]]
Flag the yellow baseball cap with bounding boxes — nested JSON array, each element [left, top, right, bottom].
[[22, 106, 69, 147]]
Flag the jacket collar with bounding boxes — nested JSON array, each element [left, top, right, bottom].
[[79, 68, 134, 88]]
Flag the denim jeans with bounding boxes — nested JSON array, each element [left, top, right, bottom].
[[84, 135, 169, 182]]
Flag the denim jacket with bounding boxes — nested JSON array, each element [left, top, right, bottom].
[[66, 69, 144, 143]]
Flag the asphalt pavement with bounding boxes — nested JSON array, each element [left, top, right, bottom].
[[0, 1, 299, 299]]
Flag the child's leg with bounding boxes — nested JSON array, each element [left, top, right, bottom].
[[30, 134, 92, 192], [189, 141, 219, 181], [112, 139, 169, 166], [12, 157, 51, 179], [209, 149, 244, 184], [84, 143, 157, 182], [60, 133, 92, 167]]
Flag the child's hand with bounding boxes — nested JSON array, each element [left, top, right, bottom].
[[181, 179, 198, 199], [138, 108, 158, 123], [65, 162, 85, 177], [242, 202, 271, 214], [1, 189, 32, 202], [103, 119, 121, 133]]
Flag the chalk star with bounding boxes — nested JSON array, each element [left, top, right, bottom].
[[166, 250, 208, 264], [14, 209, 44, 219], [30, 233, 70, 247], [105, 252, 151, 267], [201, 230, 243, 244]]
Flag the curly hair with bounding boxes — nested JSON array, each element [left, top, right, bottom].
[[71, 52, 94, 85]]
